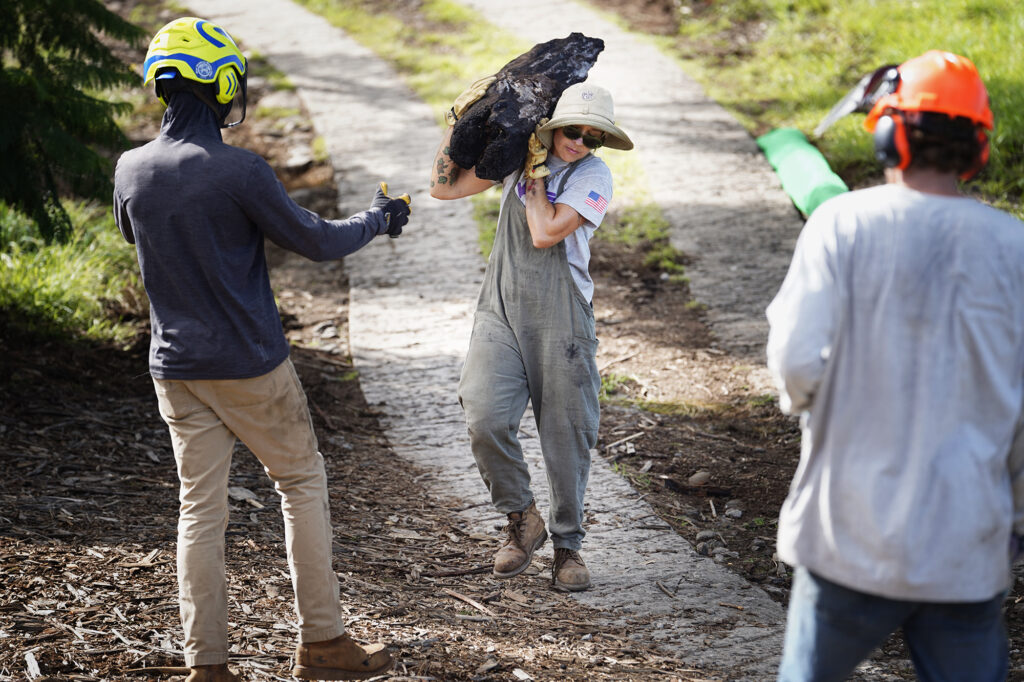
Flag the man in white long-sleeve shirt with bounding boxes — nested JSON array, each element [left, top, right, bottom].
[[767, 51, 1024, 682]]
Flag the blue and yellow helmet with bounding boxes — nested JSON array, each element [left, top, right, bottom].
[[143, 17, 246, 107]]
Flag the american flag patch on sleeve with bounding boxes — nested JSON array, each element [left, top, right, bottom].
[[585, 190, 608, 213]]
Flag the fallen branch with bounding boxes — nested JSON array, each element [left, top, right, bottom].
[[421, 566, 490, 578], [311, 401, 336, 430], [440, 588, 495, 618], [603, 432, 643, 451], [599, 351, 639, 372], [655, 581, 677, 599]]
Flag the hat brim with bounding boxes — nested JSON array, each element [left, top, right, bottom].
[[537, 116, 634, 151]]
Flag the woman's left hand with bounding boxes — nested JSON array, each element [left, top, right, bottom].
[[525, 130, 550, 179]]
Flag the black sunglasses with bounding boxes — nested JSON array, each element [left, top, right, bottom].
[[561, 125, 605, 149]]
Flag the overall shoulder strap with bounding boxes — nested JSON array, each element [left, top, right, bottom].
[[553, 158, 585, 196]]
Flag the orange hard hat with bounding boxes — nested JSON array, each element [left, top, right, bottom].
[[864, 50, 993, 132]]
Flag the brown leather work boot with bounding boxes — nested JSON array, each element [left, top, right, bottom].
[[493, 501, 548, 578], [292, 633, 393, 680], [185, 664, 240, 682], [552, 547, 591, 591]]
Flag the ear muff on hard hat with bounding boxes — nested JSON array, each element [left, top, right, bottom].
[[144, 17, 248, 127], [873, 109, 991, 180], [872, 112, 911, 170], [966, 127, 991, 180], [862, 50, 993, 179]]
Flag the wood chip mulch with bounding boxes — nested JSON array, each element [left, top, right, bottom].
[[0, 252, 720, 681]]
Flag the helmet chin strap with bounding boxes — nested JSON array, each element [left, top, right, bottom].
[[221, 77, 247, 129], [190, 84, 246, 128]]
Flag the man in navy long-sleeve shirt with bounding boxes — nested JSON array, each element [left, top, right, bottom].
[[113, 17, 406, 682]]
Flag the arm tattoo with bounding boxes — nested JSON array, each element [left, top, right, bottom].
[[434, 154, 460, 187]]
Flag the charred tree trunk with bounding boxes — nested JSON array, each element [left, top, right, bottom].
[[450, 33, 604, 181]]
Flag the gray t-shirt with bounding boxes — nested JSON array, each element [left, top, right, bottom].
[[502, 153, 613, 302]]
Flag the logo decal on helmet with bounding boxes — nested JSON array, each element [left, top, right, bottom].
[[195, 61, 214, 79], [581, 89, 595, 101]]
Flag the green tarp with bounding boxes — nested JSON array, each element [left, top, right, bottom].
[[756, 128, 848, 217]]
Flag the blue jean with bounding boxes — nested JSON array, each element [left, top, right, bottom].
[[778, 566, 1008, 682]]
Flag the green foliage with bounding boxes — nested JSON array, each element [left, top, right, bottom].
[[472, 188, 502, 258], [255, 105, 301, 120], [311, 136, 329, 164], [746, 516, 769, 529], [0, 201, 144, 342], [639, 399, 727, 416], [599, 372, 633, 401], [671, 0, 1024, 215], [601, 202, 687, 279], [0, 0, 145, 243], [247, 50, 295, 91]]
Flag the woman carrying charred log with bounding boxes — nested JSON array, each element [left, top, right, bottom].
[[430, 82, 633, 591]]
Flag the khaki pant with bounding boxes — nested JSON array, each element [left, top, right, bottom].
[[153, 359, 343, 666]]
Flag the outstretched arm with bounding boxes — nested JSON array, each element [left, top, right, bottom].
[[429, 126, 495, 200]]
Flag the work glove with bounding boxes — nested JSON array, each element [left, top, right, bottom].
[[525, 119, 550, 180], [370, 182, 411, 238], [445, 75, 497, 126]]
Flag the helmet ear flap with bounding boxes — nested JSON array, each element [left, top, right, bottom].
[[959, 128, 990, 181], [873, 113, 911, 170], [215, 67, 240, 104]]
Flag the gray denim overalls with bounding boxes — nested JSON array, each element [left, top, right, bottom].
[[458, 161, 601, 551]]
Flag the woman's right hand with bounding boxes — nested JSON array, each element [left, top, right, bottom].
[[445, 75, 497, 126]]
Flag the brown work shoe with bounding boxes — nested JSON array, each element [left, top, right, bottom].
[[185, 664, 240, 681], [493, 501, 548, 578], [552, 548, 591, 591], [292, 633, 393, 680]]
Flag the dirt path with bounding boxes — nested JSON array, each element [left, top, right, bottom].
[[0, 1, 1009, 680], [179, 0, 796, 678], [0, 0, 919, 680]]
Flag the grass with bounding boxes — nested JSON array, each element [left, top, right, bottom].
[[291, 0, 526, 118], [599, 371, 634, 401], [640, 399, 728, 417], [1, 30, 302, 347], [471, 190, 502, 260], [309, 136, 329, 164], [247, 50, 296, 91], [1, 39, 306, 346], [658, 0, 1024, 215], [0, 202, 144, 344], [255, 105, 301, 120]]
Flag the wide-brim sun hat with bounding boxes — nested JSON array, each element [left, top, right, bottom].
[[537, 82, 633, 151]]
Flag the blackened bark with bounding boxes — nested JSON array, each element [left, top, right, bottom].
[[450, 33, 604, 181]]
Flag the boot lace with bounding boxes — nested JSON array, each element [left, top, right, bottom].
[[553, 547, 582, 571], [500, 512, 526, 549]]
